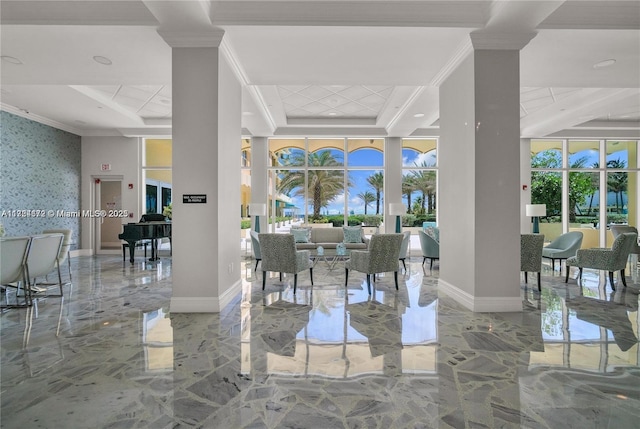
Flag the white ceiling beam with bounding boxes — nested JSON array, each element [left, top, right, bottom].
[[69, 85, 145, 126]]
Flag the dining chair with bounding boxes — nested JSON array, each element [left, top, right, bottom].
[[27, 233, 65, 298], [541, 231, 583, 275], [418, 230, 440, 270], [1, 236, 32, 308]]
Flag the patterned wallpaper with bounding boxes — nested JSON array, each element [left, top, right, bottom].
[[0, 111, 81, 247]]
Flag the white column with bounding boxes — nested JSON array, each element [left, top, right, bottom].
[[439, 38, 530, 312], [251, 137, 269, 232], [162, 30, 242, 313], [385, 137, 404, 233]]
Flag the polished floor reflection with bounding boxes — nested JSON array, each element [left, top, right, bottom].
[[1, 254, 639, 428]]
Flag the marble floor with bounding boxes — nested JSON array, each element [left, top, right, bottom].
[[1, 252, 640, 428]]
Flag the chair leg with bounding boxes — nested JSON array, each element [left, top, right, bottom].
[[565, 267, 570, 282], [524, 272, 528, 284], [578, 267, 583, 281], [537, 272, 541, 291], [430, 259, 434, 270], [609, 271, 616, 291], [551, 259, 555, 272], [67, 251, 72, 281], [366, 274, 371, 295], [400, 258, 406, 272], [621, 269, 627, 287], [345, 268, 349, 286], [309, 268, 313, 286], [254, 259, 260, 272], [262, 271, 267, 290], [422, 257, 426, 267], [293, 274, 297, 295], [279, 272, 282, 282], [394, 271, 398, 290]]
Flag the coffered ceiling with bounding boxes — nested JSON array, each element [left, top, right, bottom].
[[1, 1, 639, 139]]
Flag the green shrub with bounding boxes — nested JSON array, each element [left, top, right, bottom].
[[241, 220, 251, 229], [363, 215, 382, 226]]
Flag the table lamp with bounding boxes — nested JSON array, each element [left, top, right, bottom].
[[388, 203, 407, 234], [526, 204, 546, 234], [248, 203, 267, 233]]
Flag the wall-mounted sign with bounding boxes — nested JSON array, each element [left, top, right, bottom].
[[101, 163, 111, 171], [183, 194, 207, 204]]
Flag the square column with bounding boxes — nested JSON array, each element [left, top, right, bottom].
[[438, 48, 523, 312], [164, 32, 242, 312]]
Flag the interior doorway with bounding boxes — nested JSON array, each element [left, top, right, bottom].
[[94, 177, 123, 254]]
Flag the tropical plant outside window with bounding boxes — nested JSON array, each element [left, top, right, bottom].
[[530, 139, 638, 246], [402, 139, 437, 227]]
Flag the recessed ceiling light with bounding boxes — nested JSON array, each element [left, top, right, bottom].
[[328, 112, 338, 116], [1, 56, 23, 65], [593, 59, 616, 69], [93, 55, 112, 65], [242, 111, 254, 116], [159, 99, 171, 105], [413, 113, 425, 118]]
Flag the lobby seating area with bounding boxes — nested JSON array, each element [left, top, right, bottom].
[[1, 251, 639, 428]]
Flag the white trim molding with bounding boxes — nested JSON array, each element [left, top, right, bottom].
[[438, 279, 522, 313], [170, 279, 242, 313]]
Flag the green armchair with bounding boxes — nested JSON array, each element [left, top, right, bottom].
[[565, 232, 637, 290], [418, 230, 439, 270], [521, 234, 545, 291], [541, 231, 583, 274], [259, 233, 313, 294], [345, 233, 404, 294]]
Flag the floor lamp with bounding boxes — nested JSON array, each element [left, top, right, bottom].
[[388, 203, 406, 234], [249, 203, 267, 233], [526, 204, 546, 234]]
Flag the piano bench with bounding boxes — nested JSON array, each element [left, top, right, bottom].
[[122, 240, 150, 261]]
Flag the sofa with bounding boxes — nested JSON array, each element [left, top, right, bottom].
[[291, 226, 369, 251]]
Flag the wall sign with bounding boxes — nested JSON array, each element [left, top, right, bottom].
[[183, 194, 207, 203]]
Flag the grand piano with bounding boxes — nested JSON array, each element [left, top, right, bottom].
[[119, 214, 172, 263]]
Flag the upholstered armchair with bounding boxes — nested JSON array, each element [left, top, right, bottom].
[[250, 230, 262, 272], [345, 233, 404, 294], [521, 234, 545, 291], [610, 225, 640, 256], [259, 233, 313, 294], [418, 230, 439, 270], [398, 231, 411, 272], [565, 232, 637, 290], [541, 231, 583, 274]]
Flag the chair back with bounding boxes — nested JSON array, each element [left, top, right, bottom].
[[610, 232, 638, 270], [398, 231, 411, 259], [26, 234, 64, 279], [1, 236, 31, 284], [259, 233, 298, 273], [418, 230, 439, 258], [250, 230, 261, 259], [368, 234, 404, 273], [521, 234, 544, 272], [610, 225, 640, 255], [43, 229, 72, 263]]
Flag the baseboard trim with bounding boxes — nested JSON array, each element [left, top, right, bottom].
[[438, 279, 522, 312], [170, 279, 242, 313], [71, 249, 93, 257]]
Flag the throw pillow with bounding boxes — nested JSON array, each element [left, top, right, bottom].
[[343, 226, 363, 243], [291, 227, 310, 243]]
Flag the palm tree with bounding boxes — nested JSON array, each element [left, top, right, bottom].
[[277, 150, 347, 219], [357, 191, 376, 215], [402, 175, 415, 214], [607, 159, 627, 213], [367, 172, 384, 214], [410, 162, 437, 214]]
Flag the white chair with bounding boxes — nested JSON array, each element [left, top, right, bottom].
[[27, 234, 65, 297], [1, 236, 32, 308], [43, 228, 73, 281]]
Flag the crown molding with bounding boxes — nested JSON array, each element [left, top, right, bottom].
[[157, 28, 225, 48], [1, 103, 82, 136], [431, 38, 473, 87], [470, 31, 537, 50]]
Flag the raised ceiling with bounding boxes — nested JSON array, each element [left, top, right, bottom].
[[1, 1, 639, 139]]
